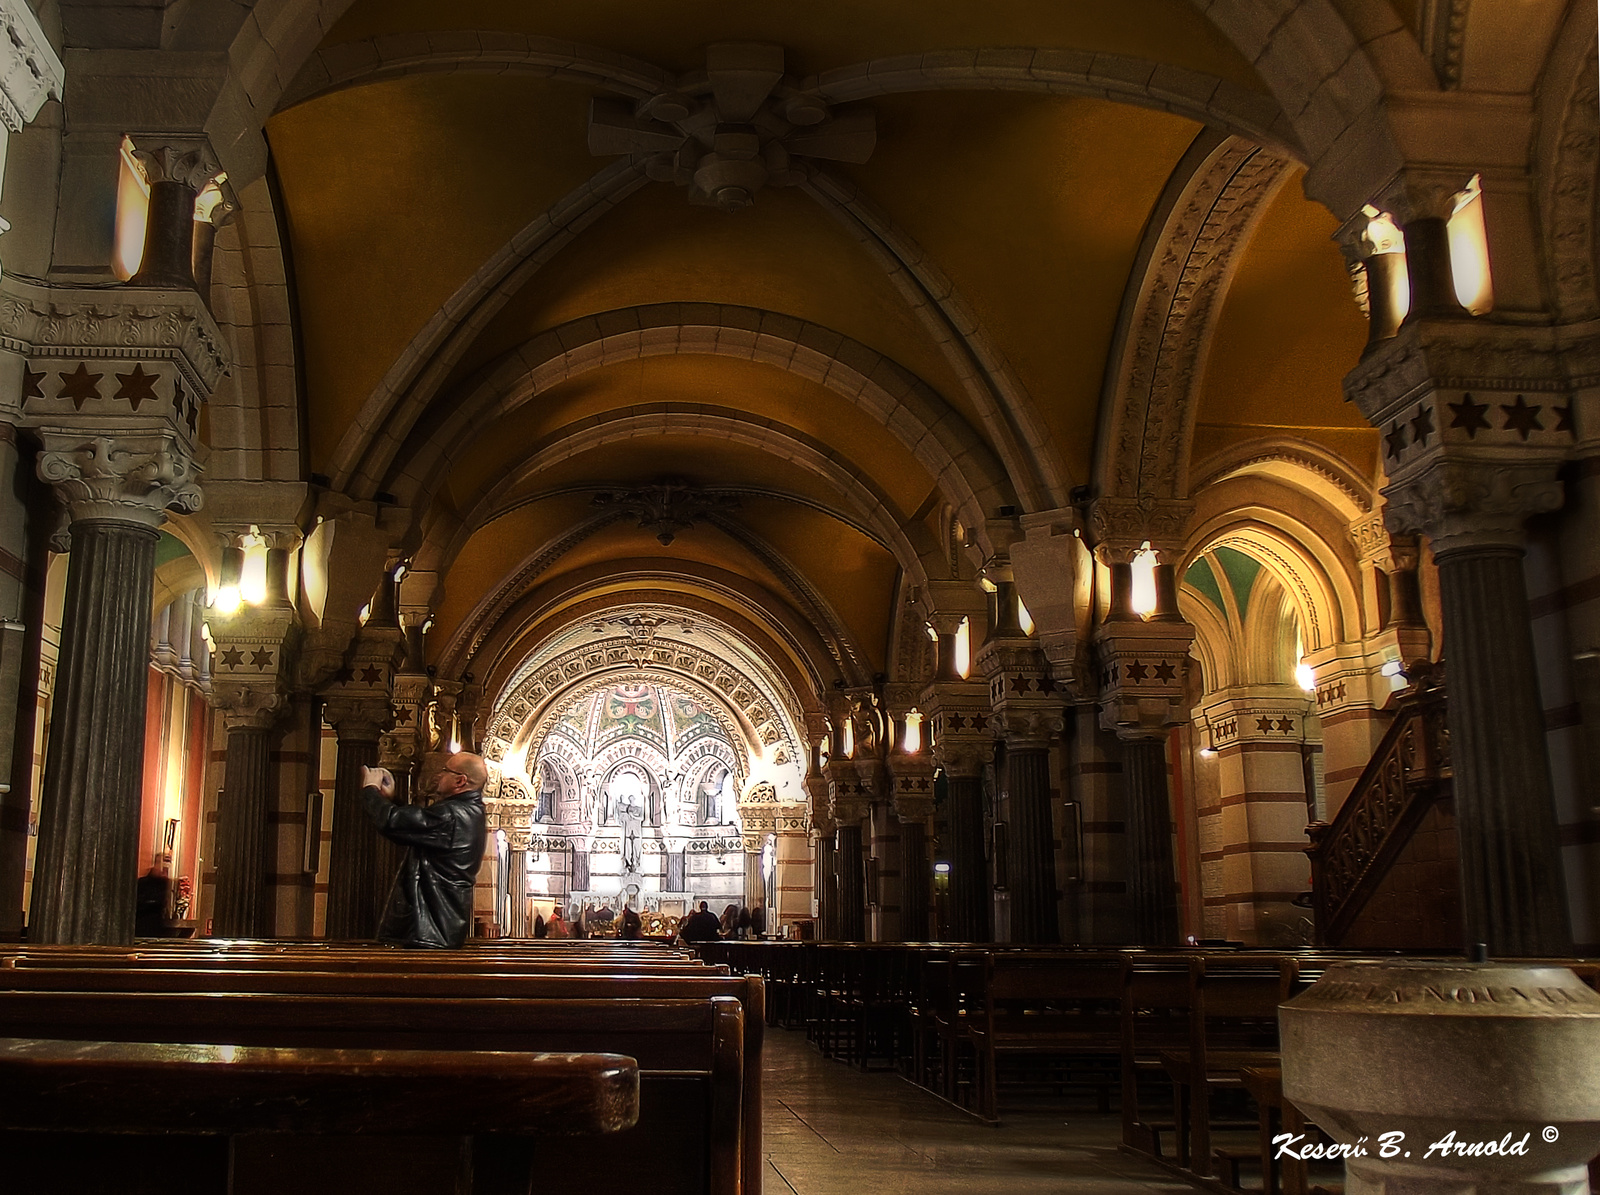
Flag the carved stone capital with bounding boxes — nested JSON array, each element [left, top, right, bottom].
[[209, 683, 290, 733], [1087, 496, 1193, 560], [1375, 168, 1477, 225], [1384, 457, 1564, 556], [987, 708, 1065, 750], [127, 136, 224, 192], [37, 431, 201, 529], [321, 695, 389, 741]]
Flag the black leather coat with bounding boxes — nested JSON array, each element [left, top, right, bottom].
[[361, 785, 487, 948]]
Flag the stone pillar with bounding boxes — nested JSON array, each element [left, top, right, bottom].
[[127, 140, 223, 292], [814, 828, 839, 940], [1379, 451, 1573, 954], [323, 701, 385, 940], [943, 749, 991, 942], [834, 821, 865, 941], [209, 696, 288, 939], [898, 818, 930, 941], [887, 724, 936, 944], [1005, 740, 1058, 943], [1122, 736, 1181, 946], [1437, 536, 1572, 953], [507, 846, 529, 938], [28, 433, 202, 944]]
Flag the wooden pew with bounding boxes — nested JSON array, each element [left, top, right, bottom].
[[966, 951, 1126, 1124], [0, 986, 747, 1195], [0, 1037, 638, 1195]]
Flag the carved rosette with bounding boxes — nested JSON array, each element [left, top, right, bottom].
[[1093, 618, 1196, 742], [37, 431, 201, 529]]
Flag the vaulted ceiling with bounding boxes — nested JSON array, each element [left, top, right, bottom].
[[261, 0, 1373, 697]]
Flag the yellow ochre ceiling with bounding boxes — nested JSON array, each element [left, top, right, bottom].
[[265, 0, 1368, 679]]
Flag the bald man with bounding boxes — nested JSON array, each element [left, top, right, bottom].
[[360, 752, 489, 948]]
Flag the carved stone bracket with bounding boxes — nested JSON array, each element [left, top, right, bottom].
[[920, 677, 994, 778], [209, 604, 297, 731], [825, 758, 879, 825]]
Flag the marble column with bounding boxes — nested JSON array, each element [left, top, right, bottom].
[[28, 519, 160, 944], [128, 141, 221, 291], [324, 709, 383, 940], [211, 722, 275, 938], [1436, 546, 1571, 954], [815, 833, 839, 940], [945, 764, 990, 943], [1123, 737, 1181, 946], [1006, 745, 1059, 943], [507, 847, 529, 938], [898, 819, 930, 941], [834, 822, 865, 941], [28, 426, 203, 944]]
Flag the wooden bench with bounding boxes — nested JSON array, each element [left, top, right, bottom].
[[0, 942, 764, 1194], [0, 1036, 638, 1195], [0, 986, 746, 1195], [966, 951, 1127, 1123]]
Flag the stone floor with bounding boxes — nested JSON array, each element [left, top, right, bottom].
[[761, 1027, 1199, 1195]]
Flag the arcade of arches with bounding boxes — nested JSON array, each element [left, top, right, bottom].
[[0, 0, 1595, 959]]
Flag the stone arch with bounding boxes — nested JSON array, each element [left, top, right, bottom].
[[455, 567, 841, 715], [414, 405, 946, 590], [206, 175, 303, 483], [1193, 0, 1433, 219], [1094, 130, 1297, 503], [1182, 512, 1359, 651], [383, 307, 1014, 552], [1535, 0, 1600, 321], [279, 35, 1299, 158]]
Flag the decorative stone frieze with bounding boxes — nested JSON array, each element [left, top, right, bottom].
[[0, 277, 229, 400], [1385, 457, 1564, 557], [0, 0, 62, 134], [1086, 495, 1195, 559]]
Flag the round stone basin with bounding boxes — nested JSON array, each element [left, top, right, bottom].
[[1280, 960, 1600, 1191]]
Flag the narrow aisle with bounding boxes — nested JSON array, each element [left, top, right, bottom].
[[762, 1027, 1195, 1194]]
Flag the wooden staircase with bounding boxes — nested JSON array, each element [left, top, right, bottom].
[[1305, 665, 1452, 947]]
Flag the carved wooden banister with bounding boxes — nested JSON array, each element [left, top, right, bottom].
[[1305, 668, 1451, 946]]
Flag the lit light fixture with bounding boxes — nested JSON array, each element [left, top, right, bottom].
[[211, 546, 243, 615], [239, 529, 268, 606], [923, 623, 938, 642], [1448, 174, 1494, 315], [1199, 747, 1217, 759], [1295, 661, 1316, 692], [357, 602, 371, 626], [903, 710, 923, 755], [1131, 542, 1159, 619], [954, 616, 971, 678], [933, 862, 951, 875], [1018, 598, 1035, 637], [1380, 659, 1404, 678], [448, 710, 462, 755], [112, 137, 150, 280]]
